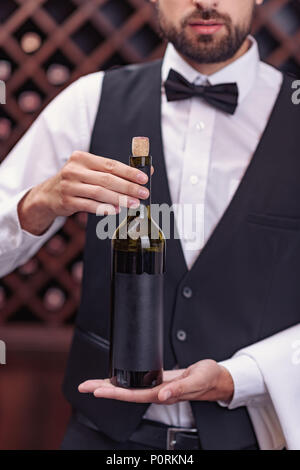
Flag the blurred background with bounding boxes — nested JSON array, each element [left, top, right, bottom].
[[0, 0, 299, 450]]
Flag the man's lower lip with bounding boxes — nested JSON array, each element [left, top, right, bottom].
[[189, 24, 224, 34]]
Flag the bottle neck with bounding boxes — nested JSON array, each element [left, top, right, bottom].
[[129, 155, 152, 216]]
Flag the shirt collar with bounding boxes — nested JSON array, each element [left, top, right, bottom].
[[161, 35, 260, 104]]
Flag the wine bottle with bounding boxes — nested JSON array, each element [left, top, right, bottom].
[[0, 285, 6, 310], [109, 136, 166, 389], [0, 117, 12, 140], [47, 63, 70, 86], [18, 91, 41, 113], [71, 260, 83, 283], [20, 32, 42, 54], [18, 258, 39, 276], [44, 287, 66, 311], [46, 235, 66, 256], [18, 90, 42, 113], [0, 60, 12, 81]]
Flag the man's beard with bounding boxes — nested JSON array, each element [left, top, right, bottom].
[[155, 5, 255, 64]]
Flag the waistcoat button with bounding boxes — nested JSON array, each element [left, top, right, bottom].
[[177, 330, 187, 341], [182, 286, 193, 298]]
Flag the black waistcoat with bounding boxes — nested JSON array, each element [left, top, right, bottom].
[[62, 59, 300, 450]]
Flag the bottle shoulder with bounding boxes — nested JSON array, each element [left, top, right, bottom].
[[112, 213, 165, 251]]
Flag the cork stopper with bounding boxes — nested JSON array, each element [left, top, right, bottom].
[[132, 136, 149, 157]]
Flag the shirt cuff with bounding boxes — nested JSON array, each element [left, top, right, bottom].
[[0, 186, 58, 253], [13, 186, 60, 240], [0, 187, 66, 278], [217, 354, 268, 409], [0, 188, 33, 255]]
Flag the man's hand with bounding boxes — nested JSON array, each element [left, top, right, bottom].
[[78, 359, 234, 404], [17, 151, 154, 235]]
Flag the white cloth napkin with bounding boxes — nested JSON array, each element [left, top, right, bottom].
[[235, 324, 300, 450]]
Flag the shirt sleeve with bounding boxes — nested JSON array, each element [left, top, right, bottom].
[[217, 354, 268, 409], [0, 71, 103, 277]]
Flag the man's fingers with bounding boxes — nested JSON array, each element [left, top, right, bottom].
[[78, 379, 110, 393], [162, 369, 186, 382], [60, 196, 120, 215], [93, 386, 160, 403], [79, 368, 189, 404], [79, 378, 160, 402], [79, 377, 175, 403], [63, 182, 141, 209], [78, 171, 150, 201], [158, 373, 204, 401], [72, 151, 150, 185]]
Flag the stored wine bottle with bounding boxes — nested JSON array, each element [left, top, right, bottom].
[[44, 287, 66, 311], [71, 260, 83, 283], [18, 91, 41, 113], [20, 32, 42, 54], [0, 60, 12, 81], [46, 235, 66, 256], [0, 117, 12, 140], [109, 136, 166, 389], [0, 285, 6, 310], [18, 258, 39, 276], [47, 63, 70, 86]]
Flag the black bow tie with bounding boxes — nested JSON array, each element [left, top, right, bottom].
[[164, 68, 239, 115]]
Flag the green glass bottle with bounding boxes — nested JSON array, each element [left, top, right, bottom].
[[109, 137, 166, 388]]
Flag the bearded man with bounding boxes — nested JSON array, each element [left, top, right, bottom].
[[0, 0, 299, 450]]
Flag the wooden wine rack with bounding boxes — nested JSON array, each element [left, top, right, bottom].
[[0, 0, 300, 327]]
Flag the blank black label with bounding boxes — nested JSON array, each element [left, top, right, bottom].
[[111, 272, 164, 371]]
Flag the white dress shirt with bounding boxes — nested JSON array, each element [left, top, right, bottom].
[[0, 35, 288, 447]]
